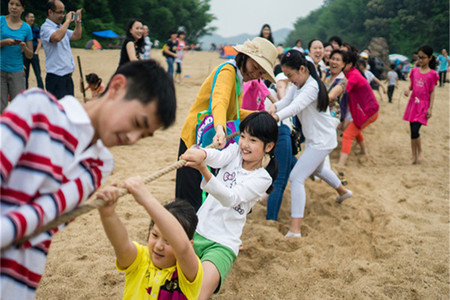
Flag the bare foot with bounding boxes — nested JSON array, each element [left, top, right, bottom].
[[416, 154, 423, 164]]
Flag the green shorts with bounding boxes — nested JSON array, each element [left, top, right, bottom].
[[193, 232, 237, 292]]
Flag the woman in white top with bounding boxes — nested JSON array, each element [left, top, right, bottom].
[[268, 50, 352, 237]]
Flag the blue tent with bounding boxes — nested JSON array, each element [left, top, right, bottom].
[[92, 30, 119, 38]]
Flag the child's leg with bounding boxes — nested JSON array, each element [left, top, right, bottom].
[[415, 137, 423, 163], [388, 85, 395, 102], [199, 261, 221, 300], [409, 122, 422, 164], [194, 233, 236, 299], [410, 139, 417, 164]]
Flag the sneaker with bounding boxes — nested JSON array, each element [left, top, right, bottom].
[[285, 231, 302, 238], [336, 190, 352, 204]]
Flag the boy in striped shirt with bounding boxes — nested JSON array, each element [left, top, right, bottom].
[[0, 60, 176, 300]]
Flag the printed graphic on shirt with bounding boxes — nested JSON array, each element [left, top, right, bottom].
[[233, 204, 245, 215], [416, 78, 425, 88]]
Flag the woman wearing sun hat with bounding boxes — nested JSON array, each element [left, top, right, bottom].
[[176, 37, 278, 212]]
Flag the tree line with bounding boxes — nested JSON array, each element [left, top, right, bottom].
[[1, 0, 215, 48], [285, 0, 449, 57]]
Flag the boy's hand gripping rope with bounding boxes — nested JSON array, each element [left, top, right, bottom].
[[6, 131, 240, 249]]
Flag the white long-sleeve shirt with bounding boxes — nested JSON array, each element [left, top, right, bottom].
[[275, 76, 337, 150], [196, 143, 272, 256]]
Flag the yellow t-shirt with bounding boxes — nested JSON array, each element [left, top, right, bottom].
[[180, 63, 253, 148], [116, 242, 203, 300]]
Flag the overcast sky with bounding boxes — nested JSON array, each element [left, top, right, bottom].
[[208, 0, 324, 37]]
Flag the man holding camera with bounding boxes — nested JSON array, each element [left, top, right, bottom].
[[41, 0, 82, 99]]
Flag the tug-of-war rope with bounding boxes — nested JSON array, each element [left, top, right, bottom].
[[8, 131, 241, 250]]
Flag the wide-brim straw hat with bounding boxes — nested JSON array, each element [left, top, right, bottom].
[[233, 37, 277, 83]]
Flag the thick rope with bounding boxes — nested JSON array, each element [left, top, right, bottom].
[[8, 131, 240, 248]]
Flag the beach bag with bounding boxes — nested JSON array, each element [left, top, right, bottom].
[[196, 62, 241, 148]]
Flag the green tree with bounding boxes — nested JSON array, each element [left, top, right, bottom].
[[285, 0, 449, 56], [1, 0, 215, 48]]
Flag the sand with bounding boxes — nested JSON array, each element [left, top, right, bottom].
[[26, 49, 449, 299]]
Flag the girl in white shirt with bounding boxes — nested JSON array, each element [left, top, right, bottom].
[[180, 111, 278, 300], [268, 50, 352, 237]]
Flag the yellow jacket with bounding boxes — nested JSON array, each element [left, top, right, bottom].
[[181, 63, 253, 148]]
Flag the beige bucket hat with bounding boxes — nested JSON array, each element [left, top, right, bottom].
[[233, 37, 277, 83]]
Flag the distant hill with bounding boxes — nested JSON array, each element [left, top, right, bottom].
[[199, 28, 291, 49]]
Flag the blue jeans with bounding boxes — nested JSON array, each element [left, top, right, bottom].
[[166, 56, 175, 75], [266, 124, 297, 221]]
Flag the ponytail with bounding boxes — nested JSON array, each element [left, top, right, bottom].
[[429, 55, 437, 70], [306, 59, 329, 112], [281, 50, 329, 112], [264, 153, 278, 194]]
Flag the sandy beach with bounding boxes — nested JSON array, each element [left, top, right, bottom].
[[26, 48, 449, 299]]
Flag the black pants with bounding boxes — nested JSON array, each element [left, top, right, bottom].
[[410, 122, 422, 139], [175, 139, 203, 212], [23, 54, 44, 89], [387, 85, 395, 102], [439, 71, 447, 86], [45, 73, 74, 99]]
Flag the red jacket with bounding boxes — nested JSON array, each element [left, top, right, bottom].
[[345, 67, 379, 128]]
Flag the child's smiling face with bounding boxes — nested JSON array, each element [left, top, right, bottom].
[[148, 224, 176, 269], [239, 130, 274, 168], [93, 75, 164, 147]]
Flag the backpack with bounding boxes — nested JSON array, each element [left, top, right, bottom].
[[161, 44, 167, 57], [196, 62, 241, 148]]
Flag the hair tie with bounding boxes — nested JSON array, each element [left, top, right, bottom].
[[286, 51, 291, 58]]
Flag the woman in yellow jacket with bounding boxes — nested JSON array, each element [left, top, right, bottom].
[[176, 37, 278, 211]]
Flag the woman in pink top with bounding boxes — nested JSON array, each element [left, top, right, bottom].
[[337, 50, 379, 166], [403, 45, 439, 164]]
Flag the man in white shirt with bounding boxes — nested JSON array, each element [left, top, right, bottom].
[[40, 0, 82, 99]]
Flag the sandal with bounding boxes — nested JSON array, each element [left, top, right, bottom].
[[338, 172, 348, 186]]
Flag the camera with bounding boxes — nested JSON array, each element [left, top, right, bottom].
[[71, 13, 79, 21]]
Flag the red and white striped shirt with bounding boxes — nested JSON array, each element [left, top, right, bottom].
[[0, 89, 114, 299]]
